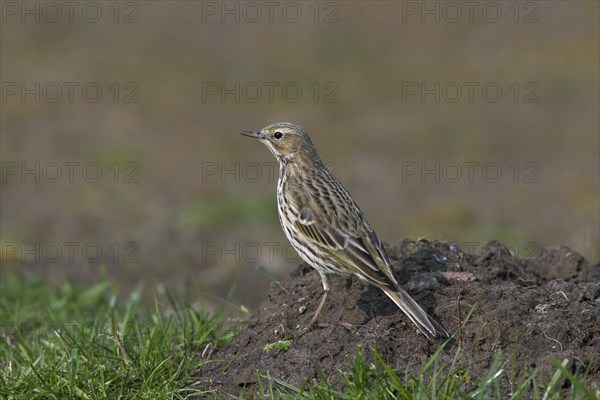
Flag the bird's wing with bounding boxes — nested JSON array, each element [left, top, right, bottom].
[[285, 178, 399, 288]]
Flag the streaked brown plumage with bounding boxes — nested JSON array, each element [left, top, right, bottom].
[[241, 122, 448, 340]]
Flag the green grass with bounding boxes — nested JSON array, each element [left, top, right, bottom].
[[253, 348, 596, 400], [1, 272, 597, 399], [0, 271, 241, 399]]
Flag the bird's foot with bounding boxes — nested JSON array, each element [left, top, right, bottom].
[[336, 320, 357, 331], [296, 321, 329, 338], [297, 318, 359, 338]]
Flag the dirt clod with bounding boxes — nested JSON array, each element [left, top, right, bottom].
[[199, 239, 600, 396]]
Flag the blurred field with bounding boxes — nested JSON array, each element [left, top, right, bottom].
[[1, 1, 598, 310]]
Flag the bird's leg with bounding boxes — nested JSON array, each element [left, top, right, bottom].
[[297, 273, 331, 337], [336, 279, 356, 330], [297, 288, 330, 337]]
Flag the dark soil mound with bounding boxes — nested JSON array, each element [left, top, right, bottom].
[[199, 240, 600, 397]]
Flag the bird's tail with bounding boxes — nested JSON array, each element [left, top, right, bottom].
[[380, 286, 449, 340]]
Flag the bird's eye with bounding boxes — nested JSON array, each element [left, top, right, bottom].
[[273, 131, 283, 140]]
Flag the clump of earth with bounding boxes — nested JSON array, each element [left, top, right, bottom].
[[198, 239, 600, 397]]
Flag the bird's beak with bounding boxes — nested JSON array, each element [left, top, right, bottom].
[[240, 130, 262, 139]]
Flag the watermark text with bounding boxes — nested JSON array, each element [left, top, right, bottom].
[[201, 81, 339, 103], [1, 161, 140, 184], [400, 161, 539, 184], [1, 241, 140, 264], [200, 1, 339, 23], [401, 81, 539, 103], [200, 239, 543, 266], [200, 161, 339, 183], [2, 81, 140, 103], [1, 1, 140, 23], [401, 1, 540, 23]]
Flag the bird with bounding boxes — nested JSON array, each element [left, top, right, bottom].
[[241, 122, 449, 340]]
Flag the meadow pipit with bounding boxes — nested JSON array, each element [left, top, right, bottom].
[[241, 122, 448, 340]]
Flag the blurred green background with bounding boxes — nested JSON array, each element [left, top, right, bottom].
[[1, 1, 598, 310]]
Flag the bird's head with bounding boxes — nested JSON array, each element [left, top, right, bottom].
[[241, 122, 319, 164]]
